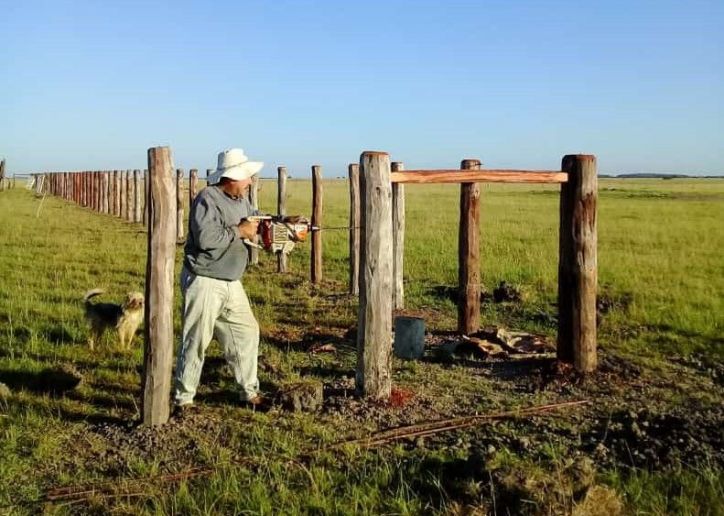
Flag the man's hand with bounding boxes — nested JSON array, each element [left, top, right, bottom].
[[238, 218, 260, 239]]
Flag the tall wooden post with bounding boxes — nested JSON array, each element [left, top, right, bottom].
[[133, 169, 142, 223], [120, 171, 126, 218], [142, 146, 176, 426], [119, 170, 124, 216], [126, 170, 131, 216], [91, 172, 96, 210], [143, 169, 149, 224], [80, 172, 86, 206], [189, 168, 198, 205], [113, 170, 120, 216], [125, 170, 132, 221], [96, 172, 101, 211], [101, 172, 109, 214], [277, 166, 288, 273], [356, 151, 393, 400], [348, 163, 360, 295], [458, 159, 481, 335], [311, 165, 323, 284], [0, 159, 5, 191], [176, 169, 184, 242], [558, 154, 598, 373], [249, 174, 259, 265], [391, 162, 405, 310]]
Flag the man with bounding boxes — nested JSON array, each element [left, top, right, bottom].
[[174, 148, 264, 411]]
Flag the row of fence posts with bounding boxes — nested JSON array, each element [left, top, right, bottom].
[[30, 169, 147, 224], [27, 165, 327, 283], [25, 147, 597, 423]]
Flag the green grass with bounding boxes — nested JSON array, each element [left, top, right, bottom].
[[0, 178, 722, 514]]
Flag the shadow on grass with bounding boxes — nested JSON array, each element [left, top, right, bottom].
[[642, 323, 724, 348], [298, 364, 355, 380], [263, 331, 356, 353], [0, 347, 136, 372], [65, 390, 138, 412], [0, 367, 82, 395]]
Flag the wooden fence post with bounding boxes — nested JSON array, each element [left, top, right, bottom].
[[348, 163, 360, 295], [118, 170, 128, 219], [125, 170, 132, 221], [276, 166, 288, 272], [95, 172, 101, 211], [80, 172, 85, 206], [93, 172, 97, 209], [118, 171, 125, 217], [249, 174, 259, 265], [113, 170, 120, 216], [356, 151, 393, 400], [391, 162, 405, 309], [176, 169, 184, 242], [189, 168, 198, 206], [134, 169, 141, 223], [142, 146, 176, 426], [458, 159, 482, 335], [98, 172, 103, 211], [101, 172, 109, 213], [311, 165, 323, 284], [143, 169, 149, 224], [558, 154, 598, 373]]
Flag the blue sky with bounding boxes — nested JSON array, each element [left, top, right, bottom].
[[1, 0, 722, 176]]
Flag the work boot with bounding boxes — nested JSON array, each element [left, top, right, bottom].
[[240, 394, 269, 411], [172, 403, 198, 419]]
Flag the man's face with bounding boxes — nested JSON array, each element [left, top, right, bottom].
[[223, 177, 253, 198]]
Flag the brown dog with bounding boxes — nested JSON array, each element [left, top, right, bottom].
[[83, 289, 144, 350]]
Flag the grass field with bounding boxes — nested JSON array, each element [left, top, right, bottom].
[[0, 177, 722, 514]]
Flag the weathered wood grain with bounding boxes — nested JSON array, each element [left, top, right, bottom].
[[558, 154, 598, 373], [142, 146, 176, 426], [391, 170, 567, 184], [356, 151, 393, 400], [458, 159, 481, 335]]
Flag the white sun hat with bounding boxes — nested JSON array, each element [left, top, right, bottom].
[[208, 148, 264, 184]]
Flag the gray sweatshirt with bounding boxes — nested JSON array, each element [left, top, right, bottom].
[[183, 185, 258, 281]]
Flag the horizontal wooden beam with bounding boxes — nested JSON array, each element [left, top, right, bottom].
[[390, 170, 568, 184]]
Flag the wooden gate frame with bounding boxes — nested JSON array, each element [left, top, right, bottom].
[[356, 151, 597, 399]]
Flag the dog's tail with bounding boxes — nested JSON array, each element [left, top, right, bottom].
[[83, 288, 104, 304]]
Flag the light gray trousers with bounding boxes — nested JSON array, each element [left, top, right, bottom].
[[174, 268, 260, 405]]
